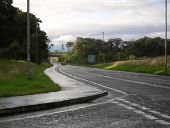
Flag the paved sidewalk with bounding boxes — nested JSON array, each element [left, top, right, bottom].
[[0, 64, 107, 116]]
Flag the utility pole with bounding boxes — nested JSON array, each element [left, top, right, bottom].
[[165, 0, 168, 73], [26, 0, 31, 79], [102, 32, 105, 41], [36, 21, 39, 64]]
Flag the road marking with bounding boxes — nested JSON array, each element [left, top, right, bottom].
[[155, 120, 170, 125], [124, 106, 135, 110], [112, 101, 119, 104], [117, 103, 127, 107], [118, 103, 136, 110], [160, 114, 170, 119], [82, 71, 170, 90], [117, 98, 170, 122], [144, 114, 158, 120], [149, 110, 161, 115], [113, 101, 159, 120], [113, 101, 170, 126], [117, 98, 150, 111], [59, 67, 127, 95], [139, 106, 150, 110], [134, 110, 146, 115]]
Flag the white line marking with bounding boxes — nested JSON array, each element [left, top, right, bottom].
[[121, 100, 130, 104], [118, 99, 150, 111], [124, 106, 135, 110], [134, 110, 146, 115], [112, 101, 160, 122], [160, 114, 170, 119], [117, 98, 125, 101], [114, 102, 136, 110], [155, 120, 170, 125], [59, 67, 127, 95], [117, 103, 127, 107], [83, 71, 170, 90], [150, 110, 161, 115], [144, 115, 158, 120], [112, 101, 119, 104], [129, 103, 141, 107], [117, 99, 170, 121], [139, 109, 170, 120], [140, 106, 149, 110]]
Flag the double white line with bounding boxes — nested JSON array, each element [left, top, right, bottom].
[[115, 98, 170, 126]]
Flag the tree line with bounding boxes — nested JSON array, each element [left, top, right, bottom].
[[0, 0, 50, 64], [60, 36, 170, 64]]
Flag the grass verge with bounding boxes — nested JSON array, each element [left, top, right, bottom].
[[0, 60, 60, 97], [85, 56, 170, 75]]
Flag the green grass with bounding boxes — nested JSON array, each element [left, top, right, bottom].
[[0, 60, 60, 97], [85, 56, 170, 75]]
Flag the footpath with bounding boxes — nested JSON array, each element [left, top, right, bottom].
[[0, 63, 107, 116]]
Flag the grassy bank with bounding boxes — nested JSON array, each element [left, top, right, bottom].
[[85, 56, 170, 75], [0, 60, 60, 97]]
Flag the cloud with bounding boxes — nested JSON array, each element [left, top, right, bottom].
[[51, 35, 76, 45], [13, 0, 170, 51]]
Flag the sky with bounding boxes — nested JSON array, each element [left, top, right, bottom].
[[13, 0, 170, 51]]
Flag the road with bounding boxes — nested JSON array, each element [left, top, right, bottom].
[[0, 65, 170, 128]]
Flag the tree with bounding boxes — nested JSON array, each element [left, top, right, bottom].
[[66, 42, 74, 51], [0, 0, 17, 51], [0, 1, 50, 63], [61, 43, 64, 51]]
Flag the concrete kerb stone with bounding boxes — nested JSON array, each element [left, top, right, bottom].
[[0, 91, 108, 117], [0, 64, 108, 117]]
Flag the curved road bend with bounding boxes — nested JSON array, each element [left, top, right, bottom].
[[0, 65, 170, 128]]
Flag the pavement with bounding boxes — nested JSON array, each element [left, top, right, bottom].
[[0, 64, 107, 116]]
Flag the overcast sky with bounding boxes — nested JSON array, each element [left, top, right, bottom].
[[13, 0, 170, 51]]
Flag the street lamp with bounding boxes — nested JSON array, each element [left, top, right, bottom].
[[26, 0, 31, 79], [165, 0, 168, 73]]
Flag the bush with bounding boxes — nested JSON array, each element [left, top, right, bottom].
[[129, 55, 136, 60]]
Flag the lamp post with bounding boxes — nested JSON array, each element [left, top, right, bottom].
[[26, 0, 31, 79], [165, 0, 168, 73]]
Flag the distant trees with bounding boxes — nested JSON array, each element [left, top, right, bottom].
[[125, 36, 165, 57], [66, 42, 74, 51], [61, 43, 65, 51], [0, 0, 50, 63], [59, 36, 170, 64]]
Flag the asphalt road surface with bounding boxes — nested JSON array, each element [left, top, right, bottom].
[[0, 65, 170, 128]]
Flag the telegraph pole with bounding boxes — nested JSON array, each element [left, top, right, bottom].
[[36, 21, 38, 64], [26, 0, 31, 79], [165, 0, 168, 73]]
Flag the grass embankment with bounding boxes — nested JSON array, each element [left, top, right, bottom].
[[0, 60, 60, 97], [86, 56, 170, 75]]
